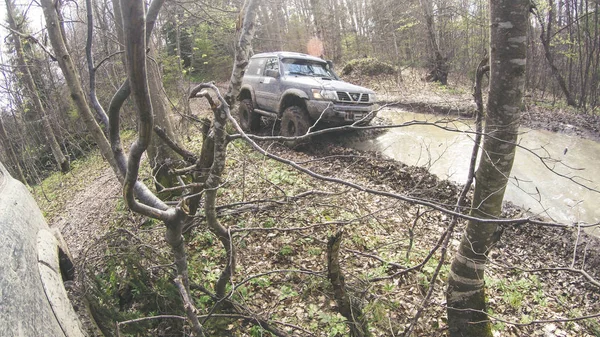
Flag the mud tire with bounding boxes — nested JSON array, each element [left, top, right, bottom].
[[239, 99, 261, 132], [281, 106, 311, 148]]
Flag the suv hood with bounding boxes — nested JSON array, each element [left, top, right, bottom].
[[283, 75, 374, 94]]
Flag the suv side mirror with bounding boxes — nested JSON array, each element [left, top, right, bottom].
[[326, 60, 334, 70], [265, 69, 280, 78]]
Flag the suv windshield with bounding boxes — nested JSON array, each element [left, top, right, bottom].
[[282, 59, 335, 78]]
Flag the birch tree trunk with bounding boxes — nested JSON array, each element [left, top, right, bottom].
[[446, 1, 529, 336], [225, 0, 258, 105], [6, 0, 70, 173]]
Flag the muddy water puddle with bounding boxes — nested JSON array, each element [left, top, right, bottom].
[[350, 109, 600, 236]]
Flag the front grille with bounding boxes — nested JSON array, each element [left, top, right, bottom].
[[336, 91, 369, 103], [337, 92, 351, 101]]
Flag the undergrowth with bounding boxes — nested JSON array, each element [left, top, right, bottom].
[[34, 128, 600, 336]]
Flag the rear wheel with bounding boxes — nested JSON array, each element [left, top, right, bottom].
[[281, 106, 311, 147], [238, 99, 260, 132]]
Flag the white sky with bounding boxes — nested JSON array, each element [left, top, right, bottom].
[[0, 1, 46, 108], [0, 0, 46, 51]]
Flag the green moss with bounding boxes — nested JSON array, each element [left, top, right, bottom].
[[341, 58, 397, 76]]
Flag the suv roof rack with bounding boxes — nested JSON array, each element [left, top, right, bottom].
[[251, 51, 325, 63]]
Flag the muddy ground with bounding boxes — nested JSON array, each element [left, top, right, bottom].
[[47, 137, 600, 336], [41, 78, 600, 336]]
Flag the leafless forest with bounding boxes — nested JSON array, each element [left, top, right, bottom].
[[0, 0, 599, 336]]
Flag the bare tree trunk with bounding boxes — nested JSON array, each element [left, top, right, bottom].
[[533, 0, 577, 107], [327, 232, 370, 337], [85, 0, 110, 129], [6, 0, 70, 173], [112, 0, 181, 195], [145, 46, 182, 196], [40, 0, 118, 172], [119, 0, 191, 290], [420, 0, 448, 84], [446, 0, 529, 336], [225, 0, 258, 105], [0, 115, 26, 183]]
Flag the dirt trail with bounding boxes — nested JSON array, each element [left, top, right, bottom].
[[50, 167, 120, 259]]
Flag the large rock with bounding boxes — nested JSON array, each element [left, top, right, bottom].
[[0, 162, 86, 337]]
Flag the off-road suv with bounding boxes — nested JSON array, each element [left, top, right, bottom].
[[238, 52, 379, 138]]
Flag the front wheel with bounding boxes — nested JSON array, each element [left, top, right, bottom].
[[238, 99, 261, 132], [280, 106, 311, 147]]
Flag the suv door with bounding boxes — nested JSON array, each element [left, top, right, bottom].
[[254, 57, 281, 112]]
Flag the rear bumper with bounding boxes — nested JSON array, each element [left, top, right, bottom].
[[306, 100, 379, 125]]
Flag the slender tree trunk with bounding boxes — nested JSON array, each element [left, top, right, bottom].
[[420, 0, 448, 85], [327, 232, 370, 337], [446, 1, 529, 336], [534, 1, 577, 107], [113, 0, 181, 195], [171, 6, 192, 132], [0, 116, 26, 183], [85, 0, 110, 129], [40, 0, 118, 172], [6, 0, 70, 172], [225, 0, 258, 105], [145, 46, 182, 196]]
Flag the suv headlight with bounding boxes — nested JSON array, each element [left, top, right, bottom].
[[312, 89, 337, 101], [369, 93, 377, 103]]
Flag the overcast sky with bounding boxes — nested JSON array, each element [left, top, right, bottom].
[[0, 1, 46, 109], [0, 0, 46, 49]]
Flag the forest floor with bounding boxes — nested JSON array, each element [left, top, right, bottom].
[[35, 75, 600, 336]]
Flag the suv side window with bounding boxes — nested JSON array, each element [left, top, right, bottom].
[[264, 57, 279, 75], [246, 58, 263, 76]]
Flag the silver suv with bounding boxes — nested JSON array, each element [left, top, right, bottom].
[[238, 52, 379, 137]]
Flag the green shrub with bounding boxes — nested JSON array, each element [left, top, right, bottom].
[[341, 57, 396, 76]]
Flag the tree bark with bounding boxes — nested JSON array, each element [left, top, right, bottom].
[[6, 0, 70, 173], [145, 46, 182, 196], [534, 1, 577, 107], [446, 1, 529, 336], [0, 115, 26, 183], [327, 231, 370, 337], [225, 0, 258, 105], [420, 0, 448, 85], [40, 0, 117, 172]]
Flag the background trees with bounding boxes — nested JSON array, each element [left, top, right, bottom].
[[0, 0, 598, 336], [2, 0, 599, 183]]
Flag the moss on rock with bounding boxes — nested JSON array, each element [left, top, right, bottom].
[[341, 57, 396, 76]]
